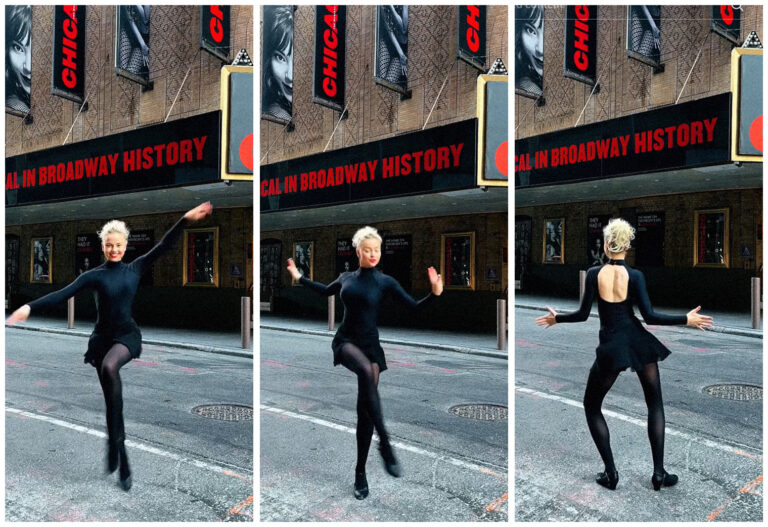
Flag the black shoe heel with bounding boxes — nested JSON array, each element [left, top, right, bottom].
[[596, 470, 619, 490], [651, 470, 678, 491], [118, 443, 132, 491], [379, 442, 402, 478], [353, 470, 369, 500]]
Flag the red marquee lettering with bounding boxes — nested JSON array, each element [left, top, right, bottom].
[[466, 6, 480, 53], [210, 6, 224, 43]]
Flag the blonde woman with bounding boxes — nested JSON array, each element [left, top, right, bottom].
[[7, 202, 212, 491], [537, 218, 712, 491], [287, 226, 443, 500]]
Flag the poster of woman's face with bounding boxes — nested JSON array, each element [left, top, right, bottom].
[[543, 219, 563, 264], [261, 5, 294, 124], [374, 5, 409, 94], [5, 5, 32, 116], [292, 241, 313, 284], [627, 6, 661, 67], [515, 5, 543, 98], [30, 237, 52, 283], [115, 5, 151, 85]]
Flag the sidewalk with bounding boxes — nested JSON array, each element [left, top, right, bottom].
[[515, 293, 762, 339], [5, 315, 253, 358], [260, 314, 507, 359]]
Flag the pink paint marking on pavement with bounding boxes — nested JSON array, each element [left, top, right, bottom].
[[179, 367, 198, 372], [35, 381, 48, 387], [546, 361, 560, 367], [132, 360, 158, 367], [389, 361, 415, 367], [516, 339, 539, 347], [262, 360, 290, 368], [694, 347, 711, 353], [439, 368, 457, 374], [6, 359, 27, 367], [297, 380, 310, 387]]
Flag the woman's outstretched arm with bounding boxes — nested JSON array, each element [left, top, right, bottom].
[[287, 258, 342, 296], [7, 272, 93, 325], [632, 270, 711, 328], [133, 202, 212, 274], [385, 267, 441, 308], [537, 267, 598, 327]]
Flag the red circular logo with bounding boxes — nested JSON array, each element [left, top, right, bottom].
[[239, 133, 254, 171], [494, 140, 508, 177], [720, 6, 734, 25], [749, 115, 762, 153]]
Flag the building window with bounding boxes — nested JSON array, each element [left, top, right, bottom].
[[693, 208, 729, 268], [183, 227, 219, 286]]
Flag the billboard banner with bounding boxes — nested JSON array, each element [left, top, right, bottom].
[[564, 5, 596, 86], [457, 5, 486, 71], [515, 5, 543, 98], [261, 5, 294, 123], [711, 5, 741, 44], [313, 5, 346, 111], [374, 5, 409, 94], [52, 5, 86, 104], [6, 5, 32, 116], [201, 5, 231, 62], [626, 6, 661, 68], [115, 5, 151, 86]]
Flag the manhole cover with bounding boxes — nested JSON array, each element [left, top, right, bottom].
[[703, 384, 762, 401], [192, 404, 254, 421], [449, 404, 508, 421]]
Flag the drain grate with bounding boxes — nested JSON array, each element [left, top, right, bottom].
[[450, 403, 508, 421], [703, 384, 762, 401], [192, 404, 254, 421]]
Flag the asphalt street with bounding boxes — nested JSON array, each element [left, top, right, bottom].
[[515, 307, 762, 521], [6, 328, 253, 522], [260, 328, 509, 521]]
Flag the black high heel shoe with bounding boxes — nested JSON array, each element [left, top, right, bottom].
[[379, 441, 402, 478], [354, 470, 369, 500], [595, 470, 619, 490], [106, 440, 118, 474], [651, 470, 678, 491], [118, 443, 132, 491]]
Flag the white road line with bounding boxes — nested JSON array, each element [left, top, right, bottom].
[[515, 386, 762, 460], [7, 407, 252, 481], [260, 404, 508, 480]]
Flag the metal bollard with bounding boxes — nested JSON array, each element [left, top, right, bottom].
[[67, 297, 75, 329], [751, 277, 761, 330], [579, 270, 587, 302], [241, 297, 251, 349], [328, 296, 335, 330], [497, 299, 507, 350]]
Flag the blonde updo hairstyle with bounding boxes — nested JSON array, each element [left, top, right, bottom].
[[98, 220, 130, 243], [352, 226, 382, 249], [602, 218, 635, 254]]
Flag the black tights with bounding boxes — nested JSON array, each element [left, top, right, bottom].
[[96, 344, 133, 445], [583, 362, 666, 474], [338, 343, 387, 473]]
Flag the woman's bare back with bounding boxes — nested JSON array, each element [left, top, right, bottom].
[[597, 264, 629, 302]]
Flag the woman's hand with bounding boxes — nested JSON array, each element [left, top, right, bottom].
[[184, 202, 213, 222], [536, 306, 558, 328], [6, 304, 30, 326], [287, 258, 302, 281], [427, 266, 443, 296], [686, 306, 713, 330]]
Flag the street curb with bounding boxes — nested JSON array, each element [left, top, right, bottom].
[[260, 324, 508, 360], [515, 303, 763, 340], [6, 324, 254, 359]]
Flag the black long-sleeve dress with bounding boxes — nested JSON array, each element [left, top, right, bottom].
[[300, 266, 433, 372], [555, 260, 687, 373], [27, 217, 187, 366]]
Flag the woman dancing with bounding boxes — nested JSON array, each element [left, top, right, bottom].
[[6, 202, 213, 491], [536, 218, 712, 490], [286, 226, 443, 500]]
